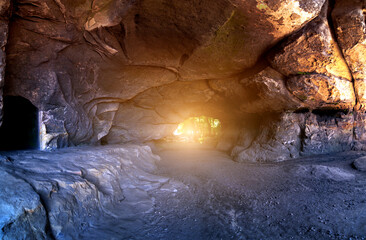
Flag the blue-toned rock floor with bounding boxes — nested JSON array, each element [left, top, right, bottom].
[[0, 144, 365, 239]]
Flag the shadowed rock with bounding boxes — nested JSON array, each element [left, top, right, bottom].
[[353, 156, 366, 171]]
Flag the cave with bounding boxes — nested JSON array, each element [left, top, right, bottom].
[[1, 0, 366, 239], [0, 96, 39, 151]]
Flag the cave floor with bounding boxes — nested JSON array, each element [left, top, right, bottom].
[[0, 144, 366, 239], [152, 145, 366, 240]]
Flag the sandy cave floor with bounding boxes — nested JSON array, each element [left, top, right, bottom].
[[149, 145, 366, 240], [0, 144, 366, 240]]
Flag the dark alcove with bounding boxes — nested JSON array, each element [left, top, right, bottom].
[[0, 96, 39, 150]]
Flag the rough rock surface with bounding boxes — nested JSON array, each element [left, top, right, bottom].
[[232, 112, 355, 162], [3, 0, 326, 149], [0, 144, 174, 239], [0, 162, 48, 239], [268, 2, 355, 110], [0, 0, 10, 126], [1, 145, 366, 239], [286, 74, 355, 110], [332, 0, 366, 110], [301, 111, 354, 155], [353, 156, 366, 171], [232, 113, 303, 162], [1, 0, 366, 160]]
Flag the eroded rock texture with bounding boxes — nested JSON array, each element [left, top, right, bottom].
[[2, 0, 366, 161], [0, 144, 175, 239], [0, 163, 48, 239], [332, 0, 366, 110], [4, 0, 325, 148], [0, 0, 10, 126], [268, 1, 355, 110]]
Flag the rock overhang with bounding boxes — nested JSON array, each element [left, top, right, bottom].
[[0, 0, 365, 161]]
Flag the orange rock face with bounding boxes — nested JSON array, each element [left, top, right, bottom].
[[287, 74, 355, 110], [332, 0, 366, 110]]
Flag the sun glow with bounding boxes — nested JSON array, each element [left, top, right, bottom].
[[172, 116, 221, 144]]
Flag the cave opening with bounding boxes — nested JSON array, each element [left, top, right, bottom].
[[0, 96, 39, 151], [170, 116, 222, 145]]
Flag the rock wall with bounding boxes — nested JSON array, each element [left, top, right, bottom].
[[0, 0, 10, 126], [3, 0, 325, 149], [232, 111, 355, 162], [3, 0, 366, 161]]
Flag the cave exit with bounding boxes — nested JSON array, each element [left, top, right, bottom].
[[172, 116, 221, 145]]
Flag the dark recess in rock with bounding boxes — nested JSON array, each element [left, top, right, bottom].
[[0, 96, 39, 150]]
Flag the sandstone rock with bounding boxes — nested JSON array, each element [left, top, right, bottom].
[[332, 0, 366, 110], [232, 111, 355, 162], [0, 169, 48, 239], [103, 80, 225, 143], [301, 112, 354, 155], [269, 2, 352, 81], [84, 0, 325, 80], [239, 67, 303, 112], [2, 0, 360, 153], [353, 112, 366, 142], [353, 156, 366, 171], [179, 0, 325, 79], [268, 2, 355, 110], [232, 113, 303, 163], [209, 67, 303, 113], [286, 74, 355, 110]]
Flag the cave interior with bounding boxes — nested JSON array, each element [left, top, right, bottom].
[[0, 0, 366, 239]]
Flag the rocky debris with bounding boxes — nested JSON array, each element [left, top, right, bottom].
[[332, 0, 366, 110], [0, 144, 174, 239], [353, 156, 366, 171], [0, 0, 10, 126], [0, 169, 48, 239]]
